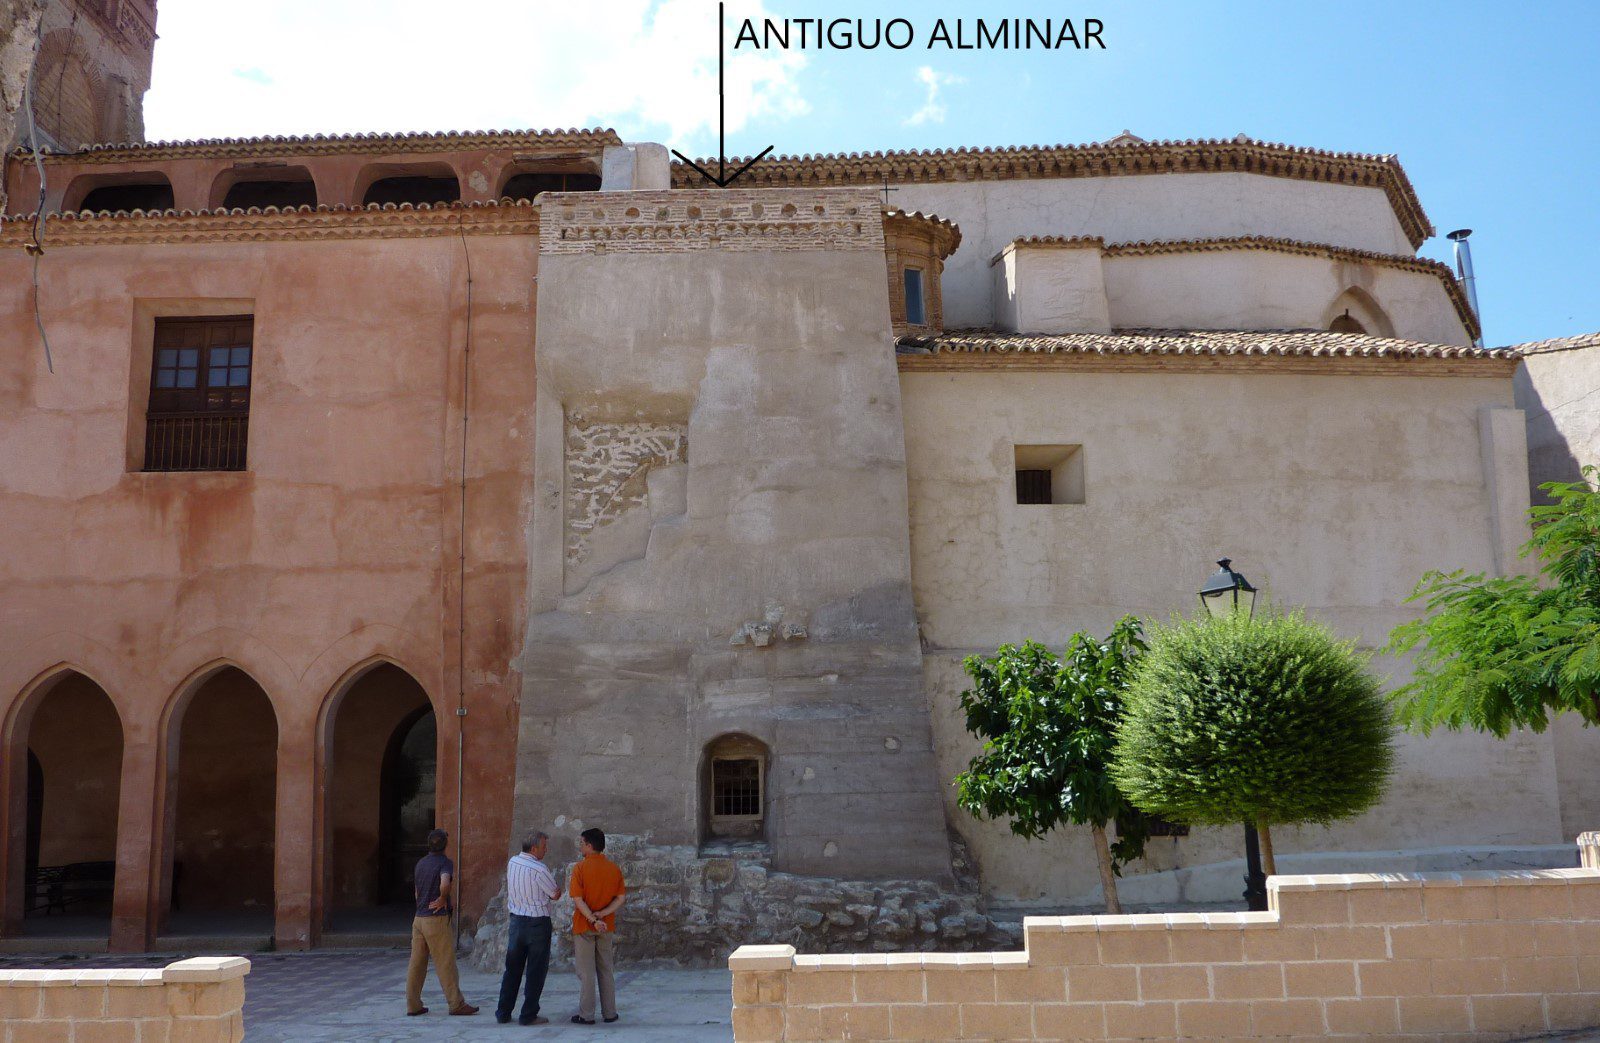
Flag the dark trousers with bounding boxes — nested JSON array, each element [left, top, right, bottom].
[[497, 914, 552, 1021]]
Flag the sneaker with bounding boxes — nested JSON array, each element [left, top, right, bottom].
[[520, 1015, 550, 1025], [450, 1004, 480, 1016]]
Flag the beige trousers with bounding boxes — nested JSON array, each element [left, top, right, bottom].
[[573, 930, 617, 1020], [407, 915, 467, 1014]]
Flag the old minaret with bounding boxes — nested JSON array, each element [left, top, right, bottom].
[[2, 0, 157, 152]]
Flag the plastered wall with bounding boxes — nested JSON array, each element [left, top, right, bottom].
[[899, 364, 1600, 908], [513, 189, 951, 881], [890, 174, 1418, 330]]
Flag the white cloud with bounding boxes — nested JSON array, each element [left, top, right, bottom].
[[143, 0, 808, 155], [903, 66, 962, 127]]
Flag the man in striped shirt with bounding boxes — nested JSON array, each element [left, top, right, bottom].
[[495, 830, 561, 1026]]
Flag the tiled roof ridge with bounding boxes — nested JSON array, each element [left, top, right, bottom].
[[671, 137, 1432, 250], [911, 327, 1513, 360], [0, 199, 540, 248], [984, 234, 1479, 342], [1001, 234, 1106, 251], [3, 197, 540, 223], [1506, 332, 1600, 354], [10, 127, 623, 161]]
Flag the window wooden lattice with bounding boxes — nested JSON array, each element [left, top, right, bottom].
[[144, 316, 253, 472]]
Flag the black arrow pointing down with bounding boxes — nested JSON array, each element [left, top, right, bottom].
[[672, 1, 775, 187]]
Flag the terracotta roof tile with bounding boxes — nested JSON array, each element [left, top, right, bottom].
[[1506, 332, 1600, 355], [672, 136, 1433, 249], [882, 208, 961, 256], [899, 328, 1512, 361], [12, 128, 622, 163]]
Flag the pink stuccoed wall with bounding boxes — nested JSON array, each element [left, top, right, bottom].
[[0, 203, 539, 950]]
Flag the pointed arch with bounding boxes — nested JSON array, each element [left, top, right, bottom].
[[1322, 286, 1395, 338], [2, 666, 124, 936], [313, 657, 438, 937], [152, 661, 279, 936]]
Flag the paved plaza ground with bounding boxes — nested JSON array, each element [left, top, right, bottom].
[[0, 949, 734, 1042]]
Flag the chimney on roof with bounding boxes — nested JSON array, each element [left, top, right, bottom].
[[1446, 229, 1484, 347]]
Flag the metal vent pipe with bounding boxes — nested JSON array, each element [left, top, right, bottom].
[[1447, 229, 1484, 347]]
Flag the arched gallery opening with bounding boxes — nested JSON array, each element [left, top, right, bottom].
[[14, 672, 123, 937], [164, 668, 277, 936], [324, 663, 436, 933]]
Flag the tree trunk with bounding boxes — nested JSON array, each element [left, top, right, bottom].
[[1091, 824, 1122, 915], [1257, 819, 1277, 876]]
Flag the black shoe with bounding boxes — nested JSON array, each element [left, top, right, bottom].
[[496, 1014, 511, 1024], [603, 1015, 619, 1024], [571, 1015, 595, 1025]]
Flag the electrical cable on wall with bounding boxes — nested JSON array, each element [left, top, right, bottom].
[[453, 213, 475, 931], [18, 7, 63, 374]]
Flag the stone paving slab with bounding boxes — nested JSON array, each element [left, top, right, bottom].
[[0, 950, 734, 1042]]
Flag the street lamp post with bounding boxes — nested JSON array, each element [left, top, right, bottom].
[[1196, 557, 1269, 911]]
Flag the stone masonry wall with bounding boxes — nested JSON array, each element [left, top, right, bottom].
[[470, 833, 1013, 972], [731, 866, 1600, 1042], [0, 956, 247, 1042]]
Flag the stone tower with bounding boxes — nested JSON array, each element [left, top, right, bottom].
[[3, 0, 157, 152]]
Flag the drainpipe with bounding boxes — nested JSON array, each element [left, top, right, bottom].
[[1447, 229, 1484, 347]]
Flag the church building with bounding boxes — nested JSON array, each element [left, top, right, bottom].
[[2, 0, 1596, 959]]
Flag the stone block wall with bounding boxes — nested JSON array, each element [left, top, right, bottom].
[[730, 868, 1600, 1041], [470, 834, 1011, 971], [0, 956, 247, 1042]]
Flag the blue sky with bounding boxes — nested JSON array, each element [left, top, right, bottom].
[[145, 0, 1599, 344]]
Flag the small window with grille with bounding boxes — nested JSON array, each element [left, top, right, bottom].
[[712, 759, 760, 816], [144, 316, 253, 472], [705, 735, 767, 840]]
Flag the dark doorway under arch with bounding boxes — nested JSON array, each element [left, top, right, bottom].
[[164, 668, 277, 938], [20, 673, 123, 937], [325, 664, 436, 934]]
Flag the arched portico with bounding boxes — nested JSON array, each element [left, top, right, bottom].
[[154, 665, 279, 942], [1, 668, 124, 939], [314, 659, 439, 941]]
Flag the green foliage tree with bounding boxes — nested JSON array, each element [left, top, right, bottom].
[[1112, 611, 1394, 874], [954, 617, 1149, 913], [1388, 471, 1600, 736]]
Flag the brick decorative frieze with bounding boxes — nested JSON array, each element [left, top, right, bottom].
[[538, 189, 885, 255], [0, 200, 540, 247], [730, 866, 1600, 1041], [565, 419, 686, 567]]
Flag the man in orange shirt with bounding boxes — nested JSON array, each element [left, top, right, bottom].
[[569, 827, 626, 1025]]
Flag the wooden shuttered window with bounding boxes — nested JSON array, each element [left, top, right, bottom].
[[144, 316, 254, 472]]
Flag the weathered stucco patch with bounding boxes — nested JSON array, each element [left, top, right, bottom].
[[565, 419, 685, 567]]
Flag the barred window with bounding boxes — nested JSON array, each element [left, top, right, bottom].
[[705, 734, 767, 841], [712, 759, 761, 817]]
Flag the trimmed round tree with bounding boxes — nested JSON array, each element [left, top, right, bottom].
[[1111, 611, 1394, 874]]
